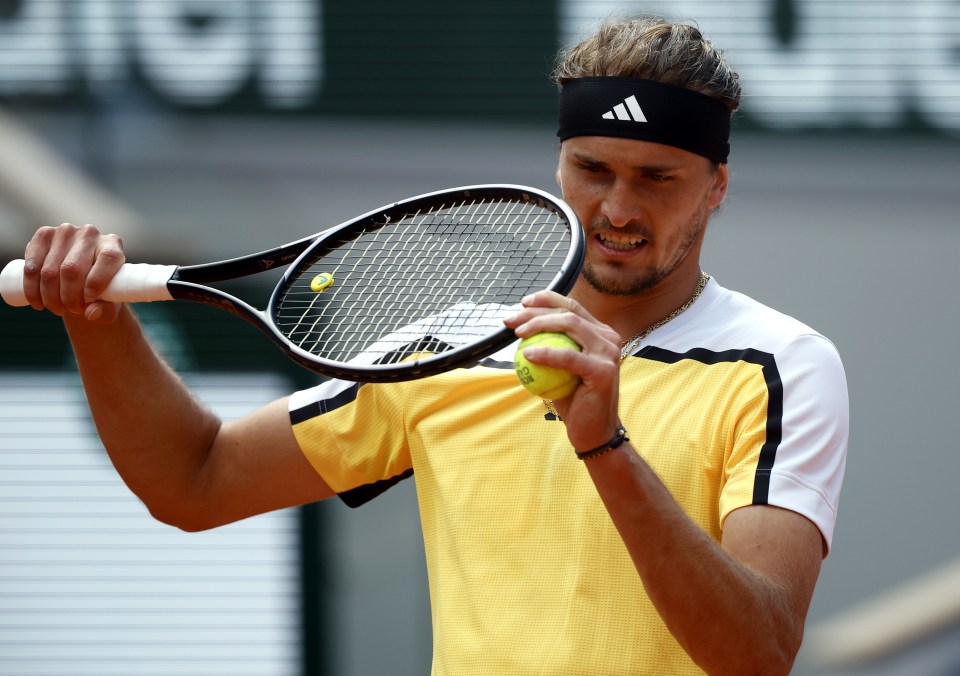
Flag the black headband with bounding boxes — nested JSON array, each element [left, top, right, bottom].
[[557, 77, 731, 164]]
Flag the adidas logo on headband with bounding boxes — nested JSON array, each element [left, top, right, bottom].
[[601, 95, 647, 123]]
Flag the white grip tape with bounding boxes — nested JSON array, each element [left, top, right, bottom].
[[1, 259, 177, 307]]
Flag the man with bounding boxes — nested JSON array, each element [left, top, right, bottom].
[[17, 16, 847, 676]]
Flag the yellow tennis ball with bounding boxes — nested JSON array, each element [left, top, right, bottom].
[[514, 332, 582, 400]]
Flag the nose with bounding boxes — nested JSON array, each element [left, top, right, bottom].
[[599, 180, 644, 229]]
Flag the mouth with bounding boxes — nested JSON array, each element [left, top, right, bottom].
[[595, 233, 648, 253]]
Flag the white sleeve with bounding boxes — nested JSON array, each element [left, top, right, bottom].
[[767, 333, 850, 553]]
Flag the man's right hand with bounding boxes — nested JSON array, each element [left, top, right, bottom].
[[22, 223, 125, 323]]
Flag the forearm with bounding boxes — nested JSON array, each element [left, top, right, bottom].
[[585, 446, 806, 676], [64, 305, 222, 525]]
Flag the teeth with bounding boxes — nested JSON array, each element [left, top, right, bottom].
[[599, 236, 645, 251]]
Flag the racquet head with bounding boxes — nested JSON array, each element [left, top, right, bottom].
[[268, 185, 584, 381]]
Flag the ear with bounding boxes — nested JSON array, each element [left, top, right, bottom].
[[707, 163, 729, 211]]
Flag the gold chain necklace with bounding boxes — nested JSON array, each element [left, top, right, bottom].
[[542, 271, 710, 418], [618, 270, 710, 361]]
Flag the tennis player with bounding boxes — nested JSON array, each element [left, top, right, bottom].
[[18, 15, 848, 676]]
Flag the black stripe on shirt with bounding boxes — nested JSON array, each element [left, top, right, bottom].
[[289, 382, 414, 508], [339, 468, 415, 508], [289, 381, 363, 424], [640, 346, 783, 505], [290, 346, 784, 508], [290, 336, 460, 425]]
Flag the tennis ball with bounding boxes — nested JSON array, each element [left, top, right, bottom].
[[514, 332, 582, 400]]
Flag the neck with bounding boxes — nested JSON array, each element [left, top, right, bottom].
[[569, 265, 707, 343]]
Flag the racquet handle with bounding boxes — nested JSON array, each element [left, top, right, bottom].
[[0, 259, 178, 307]]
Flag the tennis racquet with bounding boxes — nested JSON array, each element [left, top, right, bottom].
[[1, 185, 584, 382]]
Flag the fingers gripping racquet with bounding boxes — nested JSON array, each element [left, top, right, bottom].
[[1, 260, 178, 306], [1, 185, 584, 382]]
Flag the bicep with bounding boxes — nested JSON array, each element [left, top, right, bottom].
[[196, 396, 335, 529]]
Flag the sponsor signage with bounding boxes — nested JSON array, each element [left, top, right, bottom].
[[0, 0, 957, 133]]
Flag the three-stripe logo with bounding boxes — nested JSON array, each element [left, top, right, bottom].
[[602, 95, 647, 123]]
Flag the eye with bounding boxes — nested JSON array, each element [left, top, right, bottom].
[[576, 161, 606, 174]]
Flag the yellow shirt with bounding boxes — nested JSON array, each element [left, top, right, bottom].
[[289, 279, 849, 675]]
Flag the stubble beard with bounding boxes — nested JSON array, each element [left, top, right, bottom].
[[582, 201, 709, 297]]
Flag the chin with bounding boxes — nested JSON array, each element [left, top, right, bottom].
[[583, 263, 662, 296]]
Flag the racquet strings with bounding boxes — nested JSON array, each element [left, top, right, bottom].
[[273, 196, 573, 365]]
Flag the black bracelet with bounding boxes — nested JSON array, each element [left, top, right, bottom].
[[575, 424, 629, 460]]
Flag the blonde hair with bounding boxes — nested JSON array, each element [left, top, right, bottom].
[[553, 15, 741, 113]]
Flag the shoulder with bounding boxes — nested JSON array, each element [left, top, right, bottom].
[[665, 278, 843, 363], [647, 278, 848, 416]]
